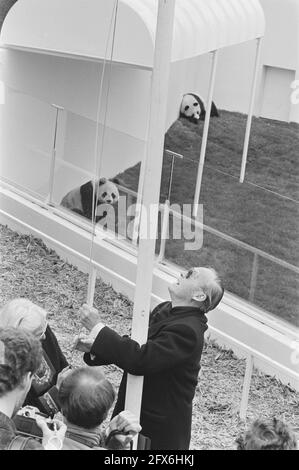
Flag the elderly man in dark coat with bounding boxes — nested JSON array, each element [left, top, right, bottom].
[[75, 267, 224, 450]]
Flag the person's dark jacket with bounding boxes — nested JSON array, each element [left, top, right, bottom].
[[62, 423, 133, 450], [84, 301, 208, 450], [0, 411, 42, 450], [24, 325, 68, 416]]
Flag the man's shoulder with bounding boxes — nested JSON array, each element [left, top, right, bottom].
[[1, 435, 43, 450], [169, 315, 208, 335], [181, 312, 208, 326], [152, 304, 207, 327], [63, 436, 105, 451], [13, 435, 43, 450], [0, 412, 43, 450], [151, 301, 171, 313], [149, 301, 171, 323], [149, 311, 207, 341]]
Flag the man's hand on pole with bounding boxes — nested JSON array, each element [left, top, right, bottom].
[[73, 304, 105, 353], [79, 303, 102, 332]]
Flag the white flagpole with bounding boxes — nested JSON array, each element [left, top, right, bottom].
[[124, 0, 176, 446]]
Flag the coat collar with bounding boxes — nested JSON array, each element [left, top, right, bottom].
[[66, 422, 103, 448], [148, 301, 208, 338]]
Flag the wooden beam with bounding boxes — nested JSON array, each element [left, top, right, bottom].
[[240, 355, 254, 420]]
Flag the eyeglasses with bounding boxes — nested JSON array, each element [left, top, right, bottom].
[[36, 322, 48, 340], [186, 269, 194, 279], [180, 269, 194, 280]]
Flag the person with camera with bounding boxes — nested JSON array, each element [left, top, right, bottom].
[[0, 328, 66, 450], [0, 298, 71, 416]]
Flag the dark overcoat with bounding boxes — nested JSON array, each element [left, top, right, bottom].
[[84, 301, 208, 450], [24, 325, 68, 415]]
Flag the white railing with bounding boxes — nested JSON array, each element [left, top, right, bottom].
[[2, 173, 299, 296], [207, 325, 298, 419]]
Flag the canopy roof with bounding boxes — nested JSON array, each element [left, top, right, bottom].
[[0, 0, 265, 68]]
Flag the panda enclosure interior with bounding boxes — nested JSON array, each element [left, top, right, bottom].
[[118, 111, 299, 326], [36, 104, 299, 326]]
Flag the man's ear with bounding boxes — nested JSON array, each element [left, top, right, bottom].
[[21, 372, 33, 393], [26, 372, 33, 384], [192, 289, 207, 303]]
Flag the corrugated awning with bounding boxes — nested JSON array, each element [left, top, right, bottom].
[[0, 0, 265, 68]]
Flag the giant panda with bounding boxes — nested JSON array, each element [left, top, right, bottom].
[[60, 177, 120, 223], [180, 93, 219, 124]]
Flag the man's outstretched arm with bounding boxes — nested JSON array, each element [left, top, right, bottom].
[[75, 304, 200, 375]]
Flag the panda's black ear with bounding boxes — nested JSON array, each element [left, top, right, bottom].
[[80, 181, 94, 219], [99, 178, 107, 186], [200, 110, 206, 121], [211, 101, 220, 117], [111, 177, 120, 185]]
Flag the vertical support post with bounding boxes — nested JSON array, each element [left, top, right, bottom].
[[166, 154, 175, 202], [124, 0, 176, 439], [157, 153, 175, 263], [86, 266, 97, 307], [132, 82, 153, 246], [240, 355, 254, 420], [46, 104, 64, 206], [193, 51, 219, 218], [239, 38, 263, 183], [249, 253, 259, 303], [157, 201, 170, 263], [131, 156, 146, 246]]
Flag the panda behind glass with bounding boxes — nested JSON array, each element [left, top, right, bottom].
[[60, 177, 120, 222], [180, 93, 219, 124]]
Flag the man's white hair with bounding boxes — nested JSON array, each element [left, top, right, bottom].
[[193, 267, 224, 313], [0, 298, 47, 335]]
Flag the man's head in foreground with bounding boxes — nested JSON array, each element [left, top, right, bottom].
[[58, 367, 115, 429], [169, 267, 224, 313], [0, 298, 48, 340], [236, 418, 298, 450], [0, 327, 42, 417]]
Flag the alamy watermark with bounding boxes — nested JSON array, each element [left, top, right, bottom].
[[95, 196, 204, 251]]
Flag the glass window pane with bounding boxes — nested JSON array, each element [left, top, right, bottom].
[[0, 87, 56, 200], [155, 116, 299, 327]]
